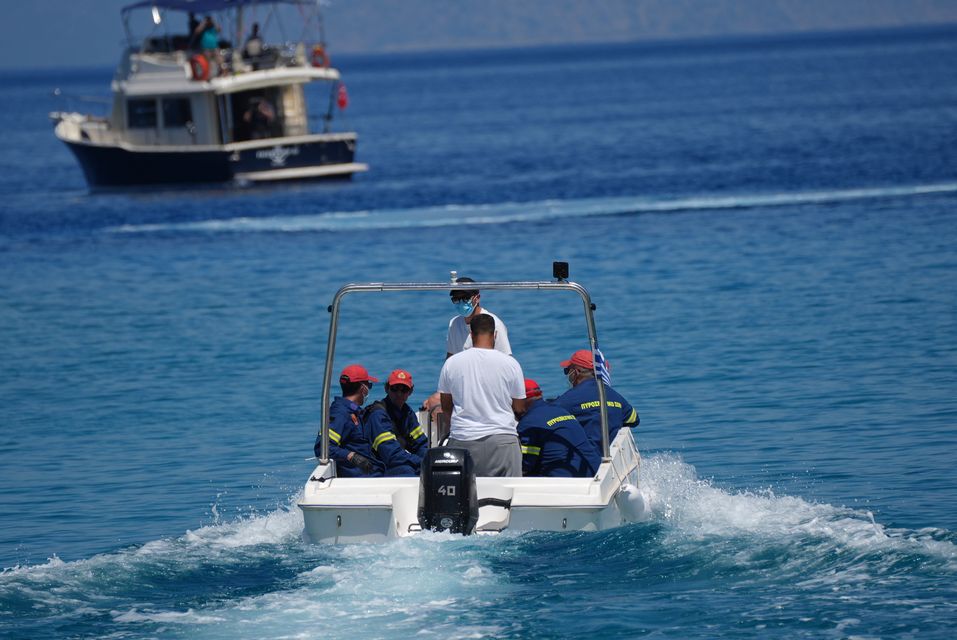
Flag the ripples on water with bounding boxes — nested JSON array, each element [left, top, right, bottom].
[[3, 455, 955, 638]]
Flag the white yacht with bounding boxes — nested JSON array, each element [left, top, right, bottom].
[[51, 0, 367, 187], [299, 265, 649, 543]]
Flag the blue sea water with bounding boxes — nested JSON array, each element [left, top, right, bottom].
[[2, 26, 957, 638]]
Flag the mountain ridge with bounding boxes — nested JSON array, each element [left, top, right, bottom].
[[321, 0, 957, 53]]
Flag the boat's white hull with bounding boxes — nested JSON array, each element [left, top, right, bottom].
[[298, 429, 647, 543]]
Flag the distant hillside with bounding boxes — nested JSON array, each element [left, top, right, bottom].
[[4, 0, 957, 70], [322, 0, 957, 52]]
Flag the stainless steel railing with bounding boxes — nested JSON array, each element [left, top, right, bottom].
[[318, 277, 613, 464]]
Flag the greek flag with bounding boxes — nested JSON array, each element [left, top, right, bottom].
[[593, 346, 611, 386]]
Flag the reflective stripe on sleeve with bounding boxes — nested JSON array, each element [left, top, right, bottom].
[[521, 445, 541, 456], [373, 431, 397, 450], [329, 429, 342, 445], [625, 408, 638, 425], [409, 426, 424, 440]]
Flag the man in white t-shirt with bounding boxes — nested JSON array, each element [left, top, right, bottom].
[[446, 276, 511, 358], [437, 313, 526, 476]]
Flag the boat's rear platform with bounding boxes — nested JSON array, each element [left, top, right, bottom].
[[298, 429, 646, 543]]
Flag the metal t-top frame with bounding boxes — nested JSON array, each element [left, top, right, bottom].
[[318, 276, 613, 463]]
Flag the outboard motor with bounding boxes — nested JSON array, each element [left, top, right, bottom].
[[418, 447, 478, 535]]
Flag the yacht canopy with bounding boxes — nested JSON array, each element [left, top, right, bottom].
[[122, 0, 313, 16]]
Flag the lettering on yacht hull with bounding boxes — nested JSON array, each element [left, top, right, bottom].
[[255, 145, 301, 167]]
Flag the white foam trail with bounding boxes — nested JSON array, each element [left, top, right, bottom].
[[107, 181, 957, 235], [112, 608, 226, 624], [177, 533, 516, 639], [1, 501, 304, 584], [642, 453, 957, 566], [4, 467, 956, 638]]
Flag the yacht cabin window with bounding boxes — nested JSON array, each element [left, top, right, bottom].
[[127, 99, 158, 129], [162, 98, 193, 128]]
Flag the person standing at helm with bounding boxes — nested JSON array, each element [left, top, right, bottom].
[[314, 364, 384, 477], [446, 276, 511, 358], [424, 275, 514, 426], [192, 15, 221, 52], [438, 314, 526, 476], [554, 350, 639, 454]]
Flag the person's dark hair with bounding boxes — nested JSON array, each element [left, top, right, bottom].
[[450, 276, 479, 300], [470, 313, 495, 336], [340, 381, 365, 396]]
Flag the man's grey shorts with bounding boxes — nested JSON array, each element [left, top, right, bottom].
[[446, 433, 521, 477]]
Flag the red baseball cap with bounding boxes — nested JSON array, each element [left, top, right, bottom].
[[560, 349, 594, 370], [339, 364, 378, 384], [524, 379, 542, 399], [387, 369, 413, 388]]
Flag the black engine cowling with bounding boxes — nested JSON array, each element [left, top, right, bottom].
[[417, 447, 478, 535]]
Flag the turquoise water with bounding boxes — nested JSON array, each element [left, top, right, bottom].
[[2, 28, 957, 638]]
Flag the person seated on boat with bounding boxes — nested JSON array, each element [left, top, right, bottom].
[[363, 369, 429, 476], [314, 364, 384, 478], [242, 98, 276, 139], [243, 22, 264, 68], [518, 379, 601, 478], [438, 313, 526, 477], [554, 349, 639, 454]]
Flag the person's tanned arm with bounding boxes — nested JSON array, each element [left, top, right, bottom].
[[440, 393, 454, 417], [512, 397, 526, 419]]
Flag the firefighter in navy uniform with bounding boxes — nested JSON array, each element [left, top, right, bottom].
[[518, 379, 601, 477], [554, 350, 639, 453], [363, 369, 429, 476], [314, 364, 384, 477]]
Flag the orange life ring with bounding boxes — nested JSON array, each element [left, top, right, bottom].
[[189, 54, 210, 81], [311, 45, 329, 68]]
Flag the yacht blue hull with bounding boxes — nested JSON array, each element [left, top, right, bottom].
[[61, 137, 361, 188]]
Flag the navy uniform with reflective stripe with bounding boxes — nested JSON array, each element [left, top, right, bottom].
[[518, 400, 601, 477], [554, 378, 639, 453], [314, 396, 383, 477], [364, 396, 429, 476]]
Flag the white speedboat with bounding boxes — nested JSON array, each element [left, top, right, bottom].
[[298, 265, 648, 542], [51, 0, 367, 187]]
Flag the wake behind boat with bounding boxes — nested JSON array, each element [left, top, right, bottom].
[[50, 0, 367, 187], [299, 265, 649, 542]]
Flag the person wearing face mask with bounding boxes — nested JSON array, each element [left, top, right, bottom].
[[314, 364, 384, 477], [445, 276, 512, 358], [553, 350, 639, 455], [363, 369, 429, 476], [423, 276, 515, 433]]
